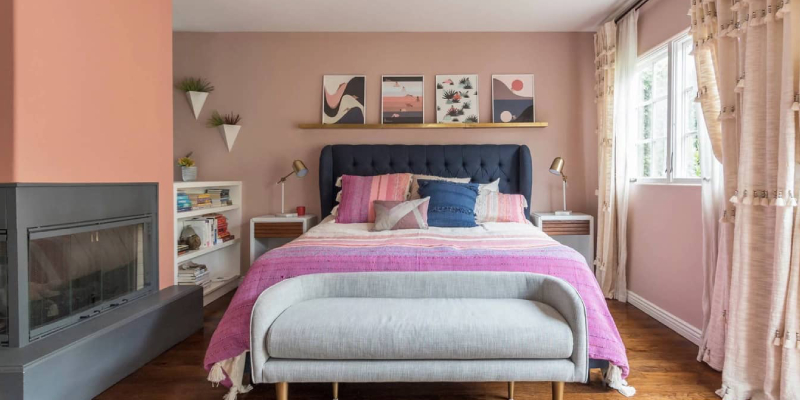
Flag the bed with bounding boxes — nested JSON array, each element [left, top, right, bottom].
[[204, 144, 633, 398]]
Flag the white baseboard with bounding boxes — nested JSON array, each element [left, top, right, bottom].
[[627, 291, 702, 346]]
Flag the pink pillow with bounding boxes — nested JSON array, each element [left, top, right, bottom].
[[336, 173, 413, 223], [475, 193, 529, 223], [373, 198, 430, 231]]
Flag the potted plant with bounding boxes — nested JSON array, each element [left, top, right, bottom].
[[178, 152, 197, 182], [207, 111, 242, 152], [176, 77, 214, 119]]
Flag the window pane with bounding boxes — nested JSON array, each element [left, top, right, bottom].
[[683, 134, 701, 178], [637, 143, 652, 177], [686, 94, 699, 133], [654, 57, 668, 99], [652, 138, 667, 178], [684, 43, 697, 89], [640, 68, 653, 102], [653, 99, 667, 138], [639, 105, 652, 140]]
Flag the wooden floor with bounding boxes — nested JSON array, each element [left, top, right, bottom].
[[95, 292, 722, 400]]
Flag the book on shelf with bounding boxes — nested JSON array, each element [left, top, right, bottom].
[[177, 188, 233, 212], [177, 261, 211, 286], [179, 213, 235, 251]]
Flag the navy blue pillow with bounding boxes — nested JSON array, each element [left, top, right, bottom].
[[417, 180, 479, 228]]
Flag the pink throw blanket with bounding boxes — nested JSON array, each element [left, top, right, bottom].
[[204, 225, 630, 389]]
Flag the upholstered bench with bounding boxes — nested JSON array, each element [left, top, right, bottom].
[[250, 272, 588, 400]]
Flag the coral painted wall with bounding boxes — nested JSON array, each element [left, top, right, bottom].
[[5, 0, 175, 287], [172, 32, 598, 272]]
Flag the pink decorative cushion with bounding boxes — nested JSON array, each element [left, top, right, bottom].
[[373, 198, 430, 231], [475, 193, 529, 223], [336, 173, 413, 223]]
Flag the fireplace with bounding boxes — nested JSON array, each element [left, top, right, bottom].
[[0, 183, 158, 347], [0, 183, 202, 400], [27, 217, 153, 340]]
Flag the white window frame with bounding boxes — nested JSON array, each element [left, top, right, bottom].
[[630, 30, 702, 185]]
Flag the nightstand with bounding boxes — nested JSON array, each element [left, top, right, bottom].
[[250, 214, 318, 265], [531, 212, 594, 269]]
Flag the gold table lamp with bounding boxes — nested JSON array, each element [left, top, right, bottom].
[[276, 160, 308, 217], [549, 157, 571, 216]]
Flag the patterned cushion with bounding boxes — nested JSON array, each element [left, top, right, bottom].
[[476, 192, 529, 223], [336, 173, 413, 223], [417, 180, 479, 228], [408, 175, 471, 200], [373, 198, 430, 231]]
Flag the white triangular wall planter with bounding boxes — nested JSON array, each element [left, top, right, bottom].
[[185, 91, 209, 120], [219, 124, 241, 152]]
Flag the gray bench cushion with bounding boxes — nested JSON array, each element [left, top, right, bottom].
[[267, 297, 574, 360]]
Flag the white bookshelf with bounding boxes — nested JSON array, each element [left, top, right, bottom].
[[174, 181, 242, 306]]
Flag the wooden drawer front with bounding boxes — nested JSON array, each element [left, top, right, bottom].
[[254, 222, 304, 238], [542, 220, 590, 236]]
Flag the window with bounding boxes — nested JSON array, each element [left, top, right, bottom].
[[631, 32, 703, 183]]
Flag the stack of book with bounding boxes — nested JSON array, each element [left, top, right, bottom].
[[177, 243, 190, 256], [214, 214, 235, 243], [177, 261, 210, 287], [205, 188, 232, 207], [177, 192, 192, 212], [187, 193, 213, 209]]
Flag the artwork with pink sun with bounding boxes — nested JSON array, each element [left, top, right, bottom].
[[492, 74, 535, 123]]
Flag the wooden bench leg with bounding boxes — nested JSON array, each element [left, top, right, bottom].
[[276, 382, 288, 400], [551, 382, 564, 400], [508, 381, 515, 400], [332, 382, 339, 400]]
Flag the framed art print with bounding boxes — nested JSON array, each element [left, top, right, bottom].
[[492, 74, 535, 123], [381, 75, 424, 124], [322, 75, 366, 124], [435, 74, 478, 123]]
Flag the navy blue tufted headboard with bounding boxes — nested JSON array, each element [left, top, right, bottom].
[[319, 144, 533, 219]]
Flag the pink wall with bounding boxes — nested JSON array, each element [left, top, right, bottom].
[[6, 0, 175, 287], [626, 0, 703, 329], [627, 185, 704, 328], [638, 0, 689, 55], [173, 32, 598, 272]]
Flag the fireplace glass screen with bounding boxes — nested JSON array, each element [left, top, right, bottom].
[[28, 220, 150, 337], [1, 233, 7, 343]]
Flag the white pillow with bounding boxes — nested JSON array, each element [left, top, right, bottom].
[[474, 179, 501, 223]]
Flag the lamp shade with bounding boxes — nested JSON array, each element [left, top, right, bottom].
[[549, 157, 565, 176], [292, 160, 308, 177]]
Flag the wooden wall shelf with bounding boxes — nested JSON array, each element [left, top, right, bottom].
[[298, 122, 548, 130]]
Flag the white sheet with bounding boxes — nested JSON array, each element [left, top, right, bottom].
[[309, 215, 544, 238]]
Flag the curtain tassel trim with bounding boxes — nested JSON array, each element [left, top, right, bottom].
[[731, 189, 797, 207], [729, 190, 740, 204], [777, 0, 791, 19], [734, 76, 745, 93], [718, 106, 737, 120]]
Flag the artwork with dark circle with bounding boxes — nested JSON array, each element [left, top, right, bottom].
[[492, 74, 535, 123], [322, 75, 366, 124]]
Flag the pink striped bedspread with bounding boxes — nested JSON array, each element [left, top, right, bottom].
[[204, 221, 630, 387]]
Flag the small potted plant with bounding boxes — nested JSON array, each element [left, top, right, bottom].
[[176, 77, 214, 119], [178, 152, 197, 182], [207, 111, 242, 152]]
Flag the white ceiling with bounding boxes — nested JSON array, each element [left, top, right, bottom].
[[173, 0, 630, 33]]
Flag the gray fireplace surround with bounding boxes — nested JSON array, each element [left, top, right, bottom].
[[0, 183, 202, 400]]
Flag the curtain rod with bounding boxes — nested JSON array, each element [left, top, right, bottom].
[[614, 0, 651, 23]]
